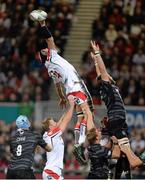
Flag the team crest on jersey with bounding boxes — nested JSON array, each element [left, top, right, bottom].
[[49, 70, 62, 79]]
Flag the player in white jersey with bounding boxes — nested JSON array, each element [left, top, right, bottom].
[[30, 14, 94, 147], [42, 95, 75, 179]]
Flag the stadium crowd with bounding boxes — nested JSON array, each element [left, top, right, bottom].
[[81, 0, 145, 106], [0, 0, 79, 102]]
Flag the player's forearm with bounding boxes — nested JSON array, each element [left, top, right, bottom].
[[120, 146, 143, 168], [111, 145, 120, 159], [94, 61, 101, 78], [46, 37, 56, 50], [94, 54, 109, 81], [86, 112, 95, 131], [39, 21, 56, 49], [55, 83, 66, 99], [59, 105, 74, 132], [80, 104, 94, 131]]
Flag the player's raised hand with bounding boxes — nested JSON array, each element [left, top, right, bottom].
[[90, 52, 96, 61], [59, 98, 67, 109], [90, 41, 100, 54], [67, 95, 75, 107], [90, 52, 99, 65], [111, 136, 118, 144]]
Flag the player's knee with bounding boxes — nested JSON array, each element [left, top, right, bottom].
[[107, 119, 128, 138], [81, 102, 92, 113], [114, 130, 127, 139], [76, 111, 84, 117]]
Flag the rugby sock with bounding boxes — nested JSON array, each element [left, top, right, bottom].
[[74, 124, 80, 144], [78, 119, 87, 145]]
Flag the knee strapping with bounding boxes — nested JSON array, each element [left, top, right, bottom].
[[76, 111, 84, 117]]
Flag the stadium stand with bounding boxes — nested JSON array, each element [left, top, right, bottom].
[[81, 0, 145, 106], [0, 0, 79, 102]]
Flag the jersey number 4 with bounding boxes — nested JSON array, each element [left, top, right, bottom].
[[16, 145, 22, 156]]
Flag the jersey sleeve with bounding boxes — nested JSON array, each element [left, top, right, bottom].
[[43, 132, 53, 148], [101, 80, 114, 99], [35, 132, 47, 149]]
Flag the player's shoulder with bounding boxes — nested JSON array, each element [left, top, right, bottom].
[[50, 49, 58, 58], [47, 127, 61, 137], [88, 143, 100, 150], [10, 132, 17, 141], [32, 131, 43, 138], [43, 131, 48, 138]]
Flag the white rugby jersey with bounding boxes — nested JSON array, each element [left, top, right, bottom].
[[45, 49, 83, 95], [43, 127, 64, 175]]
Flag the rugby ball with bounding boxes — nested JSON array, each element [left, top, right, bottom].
[[29, 10, 47, 21]]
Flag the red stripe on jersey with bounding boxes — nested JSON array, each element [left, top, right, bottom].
[[81, 119, 87, 126], [44, 169, 60, 179], [67, 91, 87, 101], [47, 127, 61, 136], [74, 123, 80, 130], [46, 48, 50, 62]]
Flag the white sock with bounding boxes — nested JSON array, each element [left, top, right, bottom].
[[78, 119, 87, 145], [74, 124, 80, 144]]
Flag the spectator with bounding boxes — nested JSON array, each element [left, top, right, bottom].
[[132, 49, 145, 65], [105, 24, 118, 46], [0, 0, 78, 103], [81, 0, 145, 106]]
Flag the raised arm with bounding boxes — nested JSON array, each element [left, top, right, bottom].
[[118, 138, 143, 168], [90, 52, 101, 78], [39, 20, 56, 50], [58, 95, 75, 132], [111, 136, 120, 159], [90, 41, 109, 82], [55, 82, 67, 109]]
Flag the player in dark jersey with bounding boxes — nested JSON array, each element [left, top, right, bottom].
[[6, 115, 51, 179], [85, 106, 120, 179], [87, 131, 120, 179], [90, 41, 142, 169], [29, 14, 94, 147]]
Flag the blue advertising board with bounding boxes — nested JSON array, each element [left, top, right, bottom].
[[126, 107, 145, 128]]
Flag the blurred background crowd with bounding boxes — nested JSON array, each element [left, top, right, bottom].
[[81, 0, 145, 106], [0, 0, 145, 178], [0, 0, 145, 105], [0, 0, 78, 103]]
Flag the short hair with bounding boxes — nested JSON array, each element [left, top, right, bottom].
[[87, 128, 97, 145], [42, 117, 52, 131]]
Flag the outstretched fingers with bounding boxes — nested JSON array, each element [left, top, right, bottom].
[[90, 41, 100, 53]]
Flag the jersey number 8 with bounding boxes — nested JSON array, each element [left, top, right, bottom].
[[16, 145, 22, 156]]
